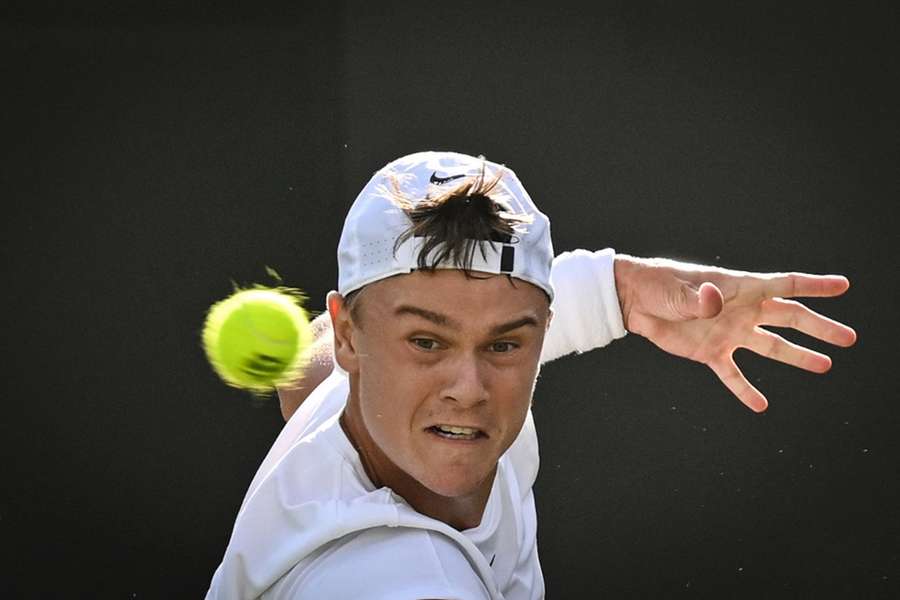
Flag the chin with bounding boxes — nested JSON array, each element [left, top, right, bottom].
[[419, 467, 492, 498]]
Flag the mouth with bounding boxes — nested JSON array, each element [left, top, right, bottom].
[[427, 425, 488, 441]]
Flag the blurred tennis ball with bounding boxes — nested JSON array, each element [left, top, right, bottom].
[[202, 286, 313, 395]]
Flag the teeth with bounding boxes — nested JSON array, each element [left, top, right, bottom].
[[436, 425, 478, 435]]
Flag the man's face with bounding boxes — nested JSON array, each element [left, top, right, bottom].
[[337, 269, 550, 499]]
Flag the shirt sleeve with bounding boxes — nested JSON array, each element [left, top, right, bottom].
[[540, 248, 628, 364], [263, 527, 493, 600]]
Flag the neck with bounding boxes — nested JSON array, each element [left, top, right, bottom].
[[339, 406, 494, 531]]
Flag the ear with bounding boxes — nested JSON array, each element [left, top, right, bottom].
[[327, 291, 360, 374]]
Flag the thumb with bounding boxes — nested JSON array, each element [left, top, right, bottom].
[[669, 281, 724, 321], [696, 281, 724, 318]]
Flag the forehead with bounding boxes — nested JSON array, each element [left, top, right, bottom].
[[358, 270, 550, 325]]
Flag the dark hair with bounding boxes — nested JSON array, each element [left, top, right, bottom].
[[386, 158, 533, 273]]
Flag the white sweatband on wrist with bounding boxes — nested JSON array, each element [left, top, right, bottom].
[[540, 248, 627, 364]]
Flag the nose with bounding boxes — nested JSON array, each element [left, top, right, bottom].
[[441, 353, 489, 409]]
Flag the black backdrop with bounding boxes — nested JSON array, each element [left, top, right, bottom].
[[3, 2, 898, 598]]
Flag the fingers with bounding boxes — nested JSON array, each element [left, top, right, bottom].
[[760, 298, 858, 347], [765, 272, 851, 299], [709, 357, 768, 413], [743, 326, 833, 373]]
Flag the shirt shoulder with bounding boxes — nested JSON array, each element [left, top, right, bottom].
[[239, 372, 350, 512], [264, 527, 493, 600]]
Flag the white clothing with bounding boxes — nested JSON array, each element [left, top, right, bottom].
[[206, 249, 626, 599]]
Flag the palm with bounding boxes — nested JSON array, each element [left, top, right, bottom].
[[619, 258, 857, 412]]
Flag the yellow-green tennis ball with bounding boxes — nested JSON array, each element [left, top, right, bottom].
[[202, 288, 313, 394]]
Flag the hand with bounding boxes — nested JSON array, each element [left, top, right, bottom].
[[614, 255, 857, 412]]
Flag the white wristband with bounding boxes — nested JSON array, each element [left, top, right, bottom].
[[540, 248, 627, 364]]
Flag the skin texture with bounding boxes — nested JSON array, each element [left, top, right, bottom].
[[275, 311, 335, 421], [278, 255, 857, 418], [328, 270, 550, 530]]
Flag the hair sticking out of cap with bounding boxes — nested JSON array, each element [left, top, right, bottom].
[[382, 160, 534, 273]]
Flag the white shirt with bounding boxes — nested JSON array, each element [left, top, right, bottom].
[[206, 249, 626, 599]]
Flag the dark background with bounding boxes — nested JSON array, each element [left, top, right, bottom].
[[3, 2, 898, 598]]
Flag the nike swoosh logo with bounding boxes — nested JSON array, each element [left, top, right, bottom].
[[429, 172, 467, 185]]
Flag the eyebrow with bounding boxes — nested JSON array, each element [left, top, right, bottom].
[[394, 306, 460, 329], [393, 305, 539, 335], [490, 316, 539, 336]]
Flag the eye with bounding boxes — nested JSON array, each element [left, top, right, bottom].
[[411, 338, 440, 351], [489, 341, 518, 353]]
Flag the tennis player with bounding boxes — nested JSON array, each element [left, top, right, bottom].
[[206, 151, 855, 599]]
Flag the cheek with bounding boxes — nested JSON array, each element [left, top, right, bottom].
[[495, 363, 541, 422], [355, 344, 426, 446]]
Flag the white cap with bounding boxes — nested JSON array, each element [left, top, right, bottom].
[[337, 150, 555, 300]]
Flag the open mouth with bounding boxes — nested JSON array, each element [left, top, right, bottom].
[[427, 425, 487, 441]]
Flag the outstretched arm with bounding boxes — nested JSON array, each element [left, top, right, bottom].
[[276, 251, 858, 420], [613, 254, 857, 412]]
